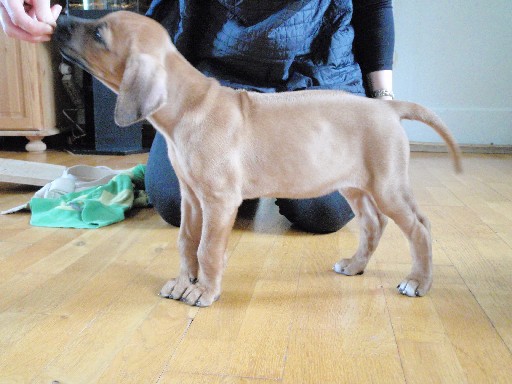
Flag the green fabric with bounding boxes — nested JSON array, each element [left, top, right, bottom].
[[30, 165, 148, 229]]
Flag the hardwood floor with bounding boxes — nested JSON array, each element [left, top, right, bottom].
[[0, 150, 511, 383]]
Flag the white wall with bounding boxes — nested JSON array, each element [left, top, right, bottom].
[[393, 0, 512, 145]]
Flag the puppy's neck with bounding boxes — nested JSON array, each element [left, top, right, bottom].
[[150, 50, 222, 131]]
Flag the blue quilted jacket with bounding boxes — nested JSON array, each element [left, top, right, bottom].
[[147, 0, 379, 95]]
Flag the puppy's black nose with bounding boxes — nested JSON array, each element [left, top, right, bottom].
[[56, 14, 73, 29], [54, 15, 74, 42], [54, 15, 87, 43]]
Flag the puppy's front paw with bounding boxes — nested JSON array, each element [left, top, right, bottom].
[[333, 258, 365, 276], [160, 278, 219, 307], [397, 275, 432, 297], [181, 282, 220, 307], [159, 276, 197, 301]]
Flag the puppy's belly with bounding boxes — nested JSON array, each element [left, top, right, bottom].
[[241, 157, 358, 200], [239, 117, 366, 199]]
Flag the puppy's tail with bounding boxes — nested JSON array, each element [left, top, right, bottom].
[[391, 100, 463, 173]]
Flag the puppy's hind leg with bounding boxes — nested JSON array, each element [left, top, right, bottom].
[[334, 188, 388, 276], [373, 184, 433, 297]]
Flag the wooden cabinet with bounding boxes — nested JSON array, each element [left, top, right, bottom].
[[0, 35, 61, 151]]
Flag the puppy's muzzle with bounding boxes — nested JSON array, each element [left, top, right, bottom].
[[53, 15, 90, 70], [54, 15, 78, 43]]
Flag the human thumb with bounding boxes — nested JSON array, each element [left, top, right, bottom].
[[50, 3, 62, 22], [33, 0, 56, 27]]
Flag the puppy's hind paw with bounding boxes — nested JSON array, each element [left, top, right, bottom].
[[333, 258, 365, 276], [397, 278, 430, 297]]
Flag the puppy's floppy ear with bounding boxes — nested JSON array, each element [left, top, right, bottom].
[[114, 53, 168, 127]]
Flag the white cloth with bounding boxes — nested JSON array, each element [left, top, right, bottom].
[[1, 165, 127, 215]]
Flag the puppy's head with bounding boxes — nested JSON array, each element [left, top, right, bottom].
[[54, 11, 171, 126]]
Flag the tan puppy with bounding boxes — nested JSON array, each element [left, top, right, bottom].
[[54, 11, 462, 307]]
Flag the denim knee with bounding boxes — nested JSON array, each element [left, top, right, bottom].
[[275, 192, 354, 234], [145, 132, 182, 227]]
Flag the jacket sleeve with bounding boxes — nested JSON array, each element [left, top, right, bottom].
[[352, 0, 395, 74]]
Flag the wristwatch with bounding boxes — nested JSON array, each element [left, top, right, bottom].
[[371, 89, 394, 99]]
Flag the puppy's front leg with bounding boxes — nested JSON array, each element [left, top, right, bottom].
[[160, 186, 202, 300], [180, 199, 239, 307]]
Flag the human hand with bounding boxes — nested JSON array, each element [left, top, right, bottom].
[[0, 0, 62, 42]]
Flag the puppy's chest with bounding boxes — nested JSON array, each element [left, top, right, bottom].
[[170, 140, 239, 186]]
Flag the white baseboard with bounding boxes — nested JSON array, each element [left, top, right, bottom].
[[410, 142, 512, 154]]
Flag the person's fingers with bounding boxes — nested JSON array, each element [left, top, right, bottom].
[[1, 23, 51, 41], [30, 32, 51, 42], [50, 3, 61, 21], [1, 3, 51, 42], [3, 0, 53, 35], [31, 0, 56, 26], [0, 2, 9, 29]]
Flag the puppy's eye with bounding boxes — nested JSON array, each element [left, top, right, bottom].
[[93, 27, 103, 43]]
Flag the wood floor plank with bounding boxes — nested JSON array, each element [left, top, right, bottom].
[[488, 182, 512, 200], [34, 310, 157, 384], [283, 328, 405, 384], [0, 311, 47, 353], [493, 223, 512, 248], [425, 186, 465, 207], [96, 304, 198, 384], [0, 228, 165, 382], [431, 266, 512, 383], [167, 234, 286, 379], [282, 235, 405, 383], [0, 310, 96, 383], [220, 235, 305, 379], [0, 228, 78, 282], [31, 227, 182, 384], [0, 206, 33, 228], [158, 372, 280, 384], [430, 205, 512, 289], [0, 150, 510, 383], [381, 264, 468, 383], [2, 225, 126, 314]]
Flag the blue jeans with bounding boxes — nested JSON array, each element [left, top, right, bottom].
[[146, 132, 354, 234]]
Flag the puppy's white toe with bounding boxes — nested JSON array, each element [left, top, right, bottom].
[[397, 280, 420, 297], [333, 263, 344, 274], [333, 260, 365, 276]]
